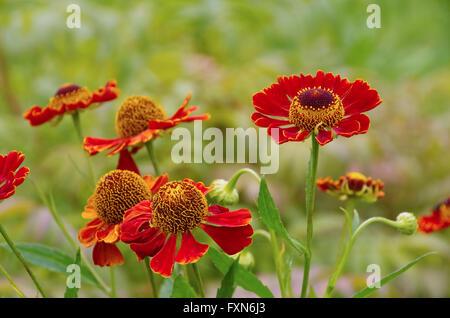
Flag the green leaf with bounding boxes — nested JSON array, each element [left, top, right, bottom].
[[257, 176, 306, 255], [216, 257, 239, 298], [171, 274, 198, 298], [0, 243, 97, 286], [309, 285, 318, 298], [64, 248, 81, 298], [352, 252, 436, 298], [208, 247, 274, 298], [352, 209, 360, 235]]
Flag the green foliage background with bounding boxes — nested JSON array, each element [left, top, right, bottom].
[[0, 0, 448, 297]]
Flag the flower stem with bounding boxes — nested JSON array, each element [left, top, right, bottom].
[[110, 267, 116, 298], [144, 256, 158, 297], [0, 262, 26, 297], [223, 168, 261, 193], [30, 178, 111, 296], [0, 223, 47, 298], [324, 216, 400, 297], [145, 140, 161, 176], [300, 133, 319, 298], [269, 229, 287, 298], [71, 112, 96, 186], [185, 263, 205, 297]]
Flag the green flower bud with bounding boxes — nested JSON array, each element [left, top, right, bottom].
[[207, 179, 240, 205], [396, 212, 418, 235], [230, 251, 255, 270]]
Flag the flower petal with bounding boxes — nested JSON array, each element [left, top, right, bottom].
[[78, 218, 104, 247], [174, 231, 209, 264], [117, 149, 140, 175], [183, 179, 213, 195], [342, 79, 382, 116], [129, 228, 167, 260], [150, 235, 177, 277], [92, 241, 124, 267], [315, 130, 334, 146], [206, 208, 252, 227], [200, 224, 253, 255]]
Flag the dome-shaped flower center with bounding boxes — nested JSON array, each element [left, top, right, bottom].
[[94, 170, 152, 224], [55, 84, 81, 96], [289, 87, 345, 131], [151, 181, 208, 234], [115, 96, 167, 138]]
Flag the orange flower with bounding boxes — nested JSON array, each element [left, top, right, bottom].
[[83, 94, 209, 174], [316, 172, 384, 203], [0, 151, 30, 201], [23, 79, 120, 126], [78, 169, 155, 267], [121, 175, 253, 277], [418, 197, 450, 234], [251, 70, 381, 145]]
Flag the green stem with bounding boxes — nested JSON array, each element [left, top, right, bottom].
[[300, 133, 319, 298], [223, 168, 261, 192], [0, 263, 26, 298], [324, 216, 400, 297], [144, 256, 158, 297], [0, 224, 47, 297], [71, 112, 96, 186], [269, 230, 287, 298], [30, 179, 111, 296], [185, 263, 205, 297], [110, 267, 116, 298], [145, 140, 161, 176]]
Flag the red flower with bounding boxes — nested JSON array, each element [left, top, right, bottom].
[[23, 79, 120, 126], [121, 175, 253, 277], [78, 169, 154, 267], [316, 172, 384, 203], [418, 197, 450, 234], [0, 151, 30, 201], [251, 70, 382, 145], [83, 94, 209, 174]]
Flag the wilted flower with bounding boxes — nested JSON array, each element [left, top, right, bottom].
[[316, 172, 384, 203], [251, 70, 381, 145], [23, 80, 119, 126], [121, 175, 253, 277]]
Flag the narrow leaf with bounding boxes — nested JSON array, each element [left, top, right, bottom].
[[257, 176, 306, 255], [64, 248, 81, 298], [0, 243, 97, 286], [171, 274, 198, 298], [352, 252, 436, 298], [216, 257, 239, 298], [208, 247, 274, 298]]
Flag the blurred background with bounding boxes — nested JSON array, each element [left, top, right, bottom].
[[0, 0, 448, 298]]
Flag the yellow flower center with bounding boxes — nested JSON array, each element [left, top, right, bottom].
[[115, 96, 167, 138], [93, 170, 152, 224], [151, 181, 208, 234], [288, 87, 344, 131], [51, 84, 91, 110]]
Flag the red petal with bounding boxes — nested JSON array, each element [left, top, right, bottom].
[[117, 149, 140, 175], [92, 241, 124, 267], [207, 205, 230, 215], [315, 130, 334, 146], [252, 91, 290, 117], [83, 136, 126, 156], [174, 231, 209, 264], [206, 208, 252, 227], [121, 201, 153, 242], [91, 79, 120, 103], [183, 178, 213, 195], [251, 112, 290, 128], [342, 79, 382, 116], [200, 224, 253, 255], [129, 228, 167, 260], [150, 235, 177, 277], [78, 218, 103, 247]]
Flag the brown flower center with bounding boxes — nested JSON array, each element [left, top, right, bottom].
[[151, 181, 208, 234], [93, 170, 152, 224], [115, 96, 167, 138], [50, 84, 91, 110], [289, 87, 344, 131]]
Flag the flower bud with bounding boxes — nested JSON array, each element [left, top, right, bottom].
[[230, 250, 255, 270], [396, 212, 418, 235], [207, 179, 240, 205]]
